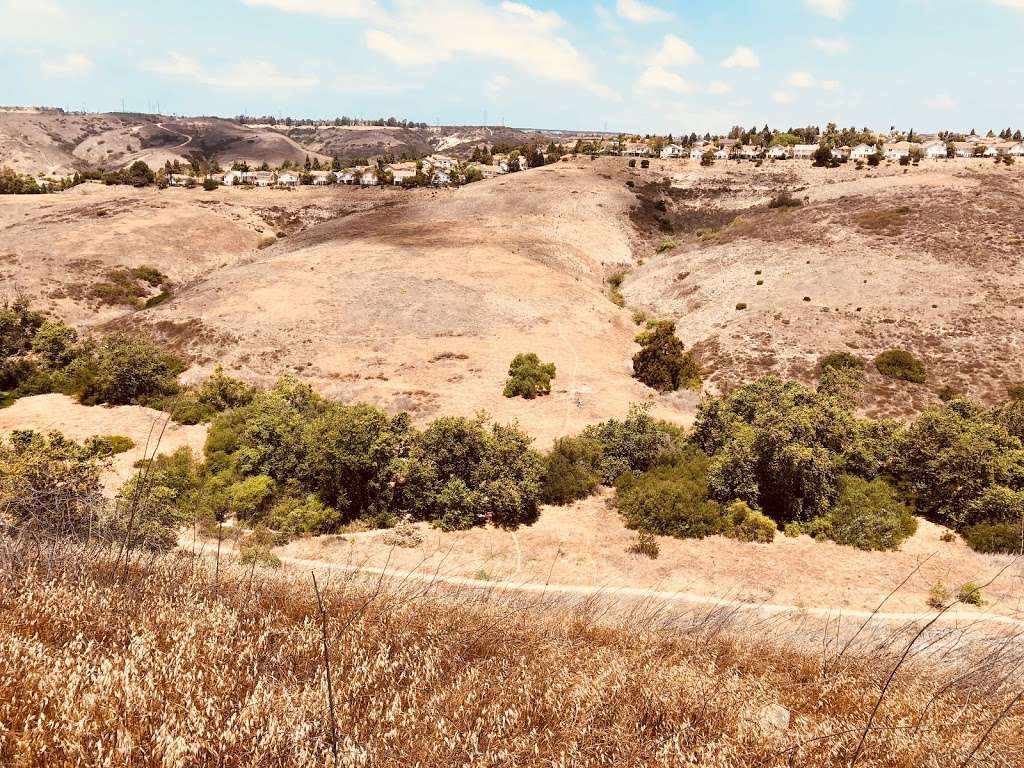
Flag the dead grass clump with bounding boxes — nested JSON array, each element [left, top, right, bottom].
[[853, 206, 913, 236], [0, 541, 1023, 767], [90, 265, 169, 308]]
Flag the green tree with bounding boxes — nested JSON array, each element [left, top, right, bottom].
[[503, 353, 556, 399], [632, 320, 701, 392]]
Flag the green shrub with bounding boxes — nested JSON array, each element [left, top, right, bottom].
[[31, 320, 79, 368], [632, 320, 701, 392], [0, 297, 45, 358], [228, 475, 277, 521], [239, 525, 282, 568], [616, 449, 723, 539], [735, 302, 747, 311], [990, 397, 1024, 441], [964, 485, 1024, 526], [722, 500, 776, 543], [503, 353, 556, 399], [541, 436, 603, 504], [627, 531, 660, 558], [202, 178, 219, 191], [768, 191, 802, 208], [269, 493, 340, 535], [957, 582, 984, 606], [812, 476, 917, 551], [72, 332, 184, 406], [83, 434, 135, 457], [819, 351, 866, 373], [875, 349, 926, 384], [927, 581, 950, 610], [582, 405, 686, 484], [656, 238, 679, 253], [171, 365, 256, 424], [962, 521, 1022, 554], [783, 522, 802, 538]]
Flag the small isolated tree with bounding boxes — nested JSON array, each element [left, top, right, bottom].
[[812, 144, 833, 167], [700, 149, 716, 167], [632, 320, 701, 392], [503, 353, 556, 399]]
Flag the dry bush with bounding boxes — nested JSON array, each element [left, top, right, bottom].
[[0, 540, 1022, 767]]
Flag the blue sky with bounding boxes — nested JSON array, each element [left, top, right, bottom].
[[3, 0, 1023, 134]]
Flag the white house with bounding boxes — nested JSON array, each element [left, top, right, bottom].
[[882, 142, 913, 161], [623, 142, 651, 157], [277, 172, 299, 187], [659, 143, 685, 159], [359, 169, 379, 186], [766, 146, 790, 160], [952, 142, 976, 158], [250, 171, 276, 187], [739, 144, 763, 159], [335, 169, 357, 184], [389, 163, 418, 185], [713, 147, 729, 161], [168, 173, 194, 187], [689, 145, 709, 160], [850, 143, 875, 160], [792, 144, 818, 160], [431, 169, 451, 186], [222, 170, 245, 186], [1010, 143, 1024, 157], [309, 170, 332, 185], [983, 145, 1001, 157], [922, 142, 947, 160], [423, 154, 456, 171]]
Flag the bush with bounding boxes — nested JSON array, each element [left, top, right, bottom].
[[783, 522, 802, 538], [735, 303, 747, 311], [239, 525, 281, 568], [269, 493, 340, 535], [616, 449, 723, 539], [722, 500, 776, 543], [809, 476, 917, 551], [73, 332, 184, 406], [927, 582, 950, 610], [768, 191, 802, 209], [627, 531, 660, 559], [541, 436, 603, 504], [964, 485, 1024, 527], [83, 434, 135, 457], [0, 297, 45, 358], [819, 351, 865, 373], [958, 582, 984, 606], [632, 320, 701, 392], [503, 353, 556, 399], [875, 349, 926, 383], [228, 475, 277, 521], [962, 521, 1022, 554], [582, 405, 686, 484], [31, 320, 79, 368], [202, 178, 219, 191], [656, 238, 679, 253]]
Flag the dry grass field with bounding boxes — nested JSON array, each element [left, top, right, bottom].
[[2, 540, 1023, 768]]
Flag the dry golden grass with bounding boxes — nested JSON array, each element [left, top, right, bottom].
[[1, 539, 1023, 768]]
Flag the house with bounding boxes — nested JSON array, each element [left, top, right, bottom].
[[922, 141, 947, 160], [335, 169, 357, 184], [952, 142, 976, 158], [832, 145, 851, 160], [689, 144, 710, 160], [1010, 143, 1024, 157], [222, 170, 245, 186], [623, 142, 651, 157], [882, 142, 914, 161], [766, 146, 790, 160], [360, 168, 379, 186], [718, 138, 739, 149], [713, 147, 729, 161], [659, 143, 685, 159], [249, 171, 276, 187], [277, 172, 299, 187], [423, 154, 456, 171], [431, 169, 451, 186], [739, 144, 763, 159], [792, 144, 818, 160], [168, 173, 194, 187], [850, 143, 875, 160], [388, 163, 418, 185], [309, 170, 332, 185], [983, 145, 1002, 157]]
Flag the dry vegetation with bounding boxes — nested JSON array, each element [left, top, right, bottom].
[[2, 539, 1024, 767]]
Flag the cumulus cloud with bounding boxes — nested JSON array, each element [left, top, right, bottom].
[[813, 36, 849, 53], [820, 79, 840, 90], [804, 0, 849, 19], [772, 91, 796, 103], [786, 72, 816, 88], [616, 0, 672, 23], [647, 34, 698, 67], [929, 94, 956, 109], [364, 29, 449, 65], [500, 1, 564, 30], [635, 66, 691, 94], [721, 46, 760, 69], [707, 80, 732, 94], [148, 52, 319, 89], [241, 0, 382, 20], [41, 51, 93, 75]]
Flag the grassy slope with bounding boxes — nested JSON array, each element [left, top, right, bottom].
[[1, 543, 1022, 767]]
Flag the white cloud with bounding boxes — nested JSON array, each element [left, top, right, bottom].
[[636, 66, 691, 94], [820, 79, 840, 90], [365, 29, 450, 66], [616, 0, 672, 23], [786, 71, 816, 88], [804, 0, 849, 19], [486, 74, 512, 98], [41, 51, 93, 75], [929, 94, 956, 109], [813, 36, 849, 53], [991, 0, 1024, 7], [721, 46, 760, 69], [647, 34, 698, 67], [707, 80, 732, 94], [148, 52, 319, 89], [241, 0, 381, 20], [772, 91, 796, 103], [501, 1, 564, 30]]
